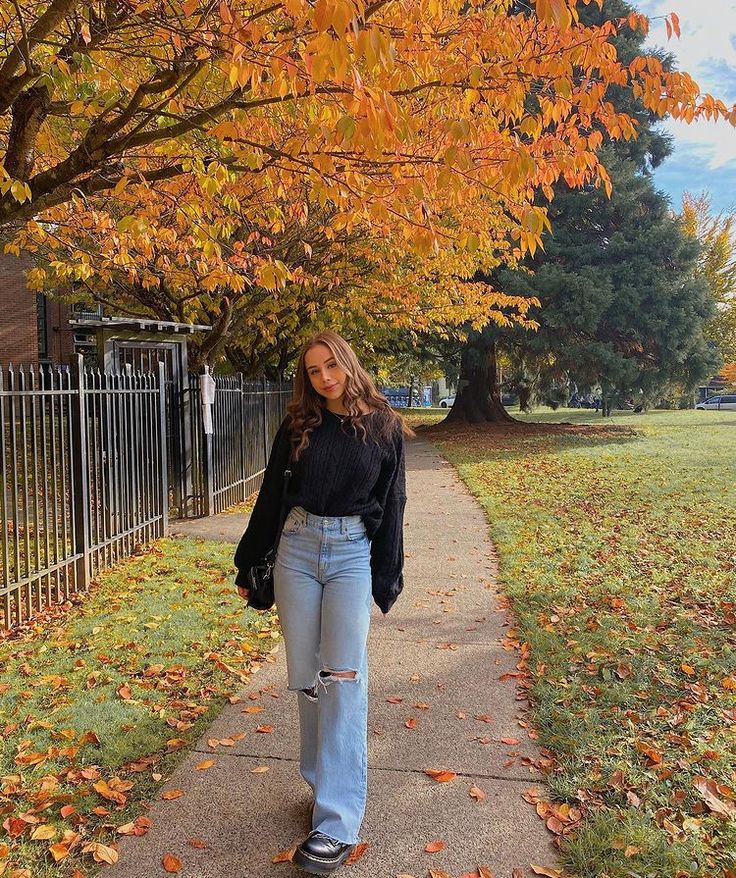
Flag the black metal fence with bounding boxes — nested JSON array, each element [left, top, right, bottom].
[[1, 357, 290, 631], [189, 373, 290, 517]]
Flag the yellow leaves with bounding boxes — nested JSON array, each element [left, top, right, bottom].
[[0, 179, 33, 204], [194, 759, 215, 770], [30, 824, 57, 840], [535, 0, 579, 31], [80, 841, 119, 864], [354, 26, 395, 71], [256, 260, 291, 290]]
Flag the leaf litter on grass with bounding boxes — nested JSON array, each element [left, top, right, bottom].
[[0, 537, 278, 877], [429, 410, 736, 878]]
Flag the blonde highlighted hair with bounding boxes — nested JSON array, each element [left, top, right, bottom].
[[284, 330, 415, 461]]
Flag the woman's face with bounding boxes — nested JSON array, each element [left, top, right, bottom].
[[304, 343, 348, 401]]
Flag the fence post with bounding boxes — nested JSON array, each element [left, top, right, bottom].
[[238, 373, 246, 504], [201, 367, 215, 517], [262, 374, 269, 469], [70, 354, 91, 591], [157, 362, 169, 536]]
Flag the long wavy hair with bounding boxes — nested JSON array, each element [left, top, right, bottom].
[[284, 330, 416, 461]]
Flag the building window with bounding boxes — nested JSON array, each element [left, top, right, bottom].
[[36, 294, 48, 360]]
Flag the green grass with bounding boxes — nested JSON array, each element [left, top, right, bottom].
[[414, 406, 736, 878], [0, 537, 277, 877]]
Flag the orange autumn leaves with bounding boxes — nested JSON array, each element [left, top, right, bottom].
[[6, 0, 734, 349]]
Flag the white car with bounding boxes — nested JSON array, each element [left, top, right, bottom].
[[438, 396, 456, 408], [695, 394, 736, 410]]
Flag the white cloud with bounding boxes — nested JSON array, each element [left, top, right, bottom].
[[634, 0, 736, 168]]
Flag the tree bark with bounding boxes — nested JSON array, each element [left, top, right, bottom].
[[444, 331, 516, 424]]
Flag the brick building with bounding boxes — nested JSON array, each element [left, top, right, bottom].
[[0, 252, 76, 366]]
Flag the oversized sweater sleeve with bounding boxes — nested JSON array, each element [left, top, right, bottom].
[[370, 427, 407, 614], [233, 418, 291, 585]]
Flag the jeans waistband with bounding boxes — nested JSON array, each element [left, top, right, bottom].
[[289, 505, 364, 530]]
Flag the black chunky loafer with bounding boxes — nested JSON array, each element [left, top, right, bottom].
[[292, 830, 354, 875]]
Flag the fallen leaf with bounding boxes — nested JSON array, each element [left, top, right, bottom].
[[195, 759, 215, 770], [242, 706, 265, 713], [162, 853, 182, 873], [161, 789, 184, 800], [30, 825, 56, 840], [405, 718, 417, 729], [386, 696, 403, 704], [693, 776, 736, 818], [251, 766, 270, 773], [81, 842, 119, 864], [530, 866, 563, 877], [478, 868, 495, 878], [345, 842, 369, 864], [256, 725, 274, 733], [474, 714, 493, 723], [272, 847, 295, 863], [428, 870, 453, 878], [500, 737, 520, 745], [470, 785, 487, 801], [425, 840, 445, 852], [424, 769, 457, 783], [188, 839, 208, 849], [49, 842, 71, 862]]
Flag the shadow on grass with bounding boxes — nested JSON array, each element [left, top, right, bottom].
[[412, 415, 641, 460]]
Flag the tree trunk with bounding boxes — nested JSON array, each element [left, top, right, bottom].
[[444, 331, 516, 424]]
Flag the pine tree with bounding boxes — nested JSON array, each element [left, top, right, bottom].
[[447, 0, 719, 422]]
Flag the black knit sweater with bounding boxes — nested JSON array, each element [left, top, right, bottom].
[[233, 407, 407, 614]]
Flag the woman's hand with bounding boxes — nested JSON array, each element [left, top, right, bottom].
[[236, 585, 250, 601]]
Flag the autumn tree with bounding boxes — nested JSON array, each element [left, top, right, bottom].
[[3, 0, 734, 358], [680, 192, 736, 365]]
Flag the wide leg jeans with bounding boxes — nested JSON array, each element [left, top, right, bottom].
[[273, 505, 373, 845]]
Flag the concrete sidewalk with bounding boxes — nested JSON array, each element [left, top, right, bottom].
[[111, 437, 556, 877]]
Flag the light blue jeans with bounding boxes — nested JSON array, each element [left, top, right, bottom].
[[273, 505, 372, 845]]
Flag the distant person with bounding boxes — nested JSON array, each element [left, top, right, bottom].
[[234, 330, 414, 874]]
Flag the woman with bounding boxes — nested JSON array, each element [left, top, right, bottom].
[[234, 330, 414, 875]]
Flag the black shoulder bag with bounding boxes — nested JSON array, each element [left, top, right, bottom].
[[245, 463, 292, 611]]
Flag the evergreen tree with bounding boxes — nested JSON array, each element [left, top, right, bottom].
[[447, 0, 718, 422]]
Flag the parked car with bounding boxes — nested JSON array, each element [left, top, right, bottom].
[[438, 396, 456, 408], [695, 394, 736, 411]]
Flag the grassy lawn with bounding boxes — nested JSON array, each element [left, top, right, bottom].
[[0, 537, 276, 877], [406, 406, 736, 878]]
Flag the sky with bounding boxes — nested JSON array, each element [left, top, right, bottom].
[[633, 0, 736, 217]]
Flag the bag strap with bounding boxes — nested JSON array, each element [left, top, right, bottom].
[[267, 448, 293, 560]]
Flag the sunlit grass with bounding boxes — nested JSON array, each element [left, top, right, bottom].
[[0, 537, 276, 877], [424, 407, 736, 878]]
